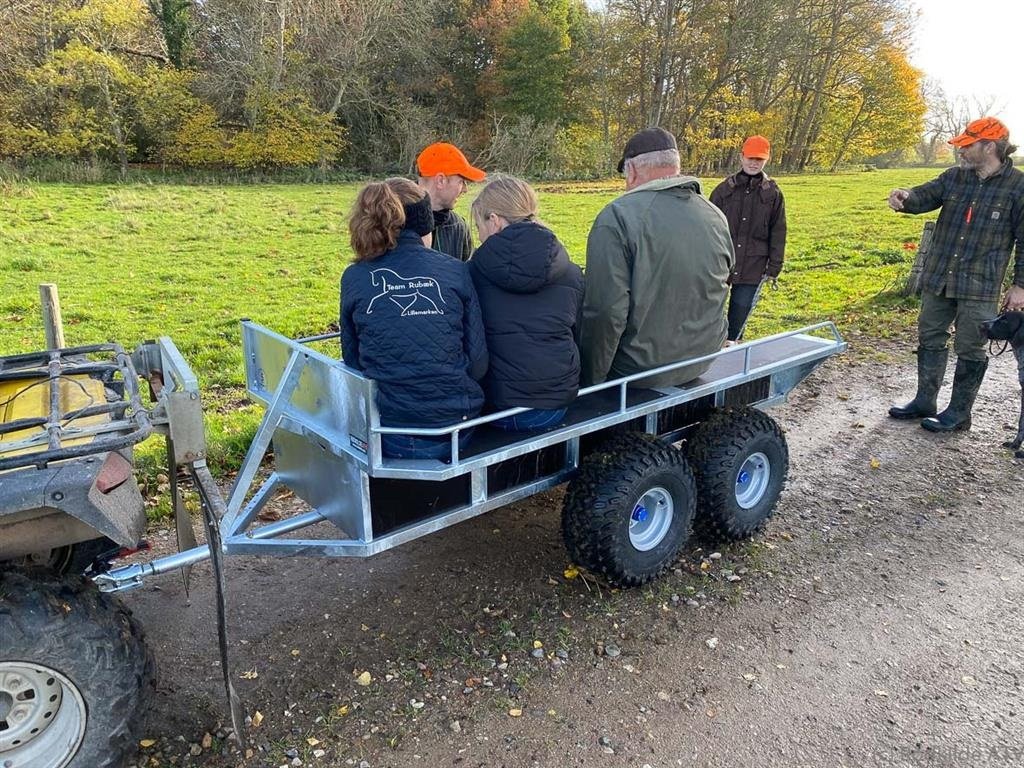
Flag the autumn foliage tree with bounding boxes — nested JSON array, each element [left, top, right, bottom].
[[0, 0, 934, 176]]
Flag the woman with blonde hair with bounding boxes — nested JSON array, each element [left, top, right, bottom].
[[341, 177, 488, 459], [469, 175, 583, 431]]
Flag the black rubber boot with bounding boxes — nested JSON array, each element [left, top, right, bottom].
[[888, 348, 948, 419], [921, 358, 988, 433]]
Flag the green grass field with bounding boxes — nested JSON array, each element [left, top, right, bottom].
[[1, 168, 940, 479]]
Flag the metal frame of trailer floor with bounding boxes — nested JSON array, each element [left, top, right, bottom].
[[97, 321, 846, 594]]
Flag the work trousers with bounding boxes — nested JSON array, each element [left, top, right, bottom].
[[918, 290, 999, 362]]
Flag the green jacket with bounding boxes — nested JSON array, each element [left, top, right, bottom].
[[580, 175, 733, 388]]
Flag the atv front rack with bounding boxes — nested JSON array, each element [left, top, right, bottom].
[[0, 344, 152, 472]]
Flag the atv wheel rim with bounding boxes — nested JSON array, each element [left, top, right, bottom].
[[0, 662, 86, 768], [735, 452, 771, 509], [629, 486, 674, 551]]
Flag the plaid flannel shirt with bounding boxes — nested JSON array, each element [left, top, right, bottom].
[[903, 159, 1024, 302]]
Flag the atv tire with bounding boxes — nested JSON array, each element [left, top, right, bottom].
[[685, 407, 788, 541], [562, 433, 696, 586], [0, 568, 154, 768]]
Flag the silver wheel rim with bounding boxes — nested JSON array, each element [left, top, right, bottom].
[[0, 662, 86, 768], [629, 486, 674, 551], [735, 452, 771, 509]]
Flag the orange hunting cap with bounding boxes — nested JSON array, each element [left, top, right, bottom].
[[948, 116, 1009, 148], [416, 142, 487, 182], [741, 135, 771, 160]]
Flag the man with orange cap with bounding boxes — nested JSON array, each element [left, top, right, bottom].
[[416, 142, 487, 262], [887, 116, 1024, 432], [710, 135, 787, 342]]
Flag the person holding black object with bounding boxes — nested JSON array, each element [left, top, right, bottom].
[[887, 117, 1024, 432]]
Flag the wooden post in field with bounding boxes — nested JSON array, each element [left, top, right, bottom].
[[901, 221, 934, 297], [39, 283, 66, 350]]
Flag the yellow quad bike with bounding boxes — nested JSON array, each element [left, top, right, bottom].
[[0, 339, 208, 768]]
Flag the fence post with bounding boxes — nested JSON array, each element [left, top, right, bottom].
[[39, 283, 66, 350], [901, 221, 934, 297]]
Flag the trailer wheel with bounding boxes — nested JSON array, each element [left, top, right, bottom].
[[562, 435, 696, 586], [685, 407, 788, 541], [0, 568, 153, 768]]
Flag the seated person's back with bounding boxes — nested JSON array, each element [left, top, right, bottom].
[[580, 128, 732, 388], [340, 178, 488, 458], [468, 176, 584, 431]]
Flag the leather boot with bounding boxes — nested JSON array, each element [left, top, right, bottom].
[[921, 358, 988, 433], [889, 347, 948, 419]]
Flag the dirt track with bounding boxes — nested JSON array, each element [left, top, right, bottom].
[[126, 335, 1024, 768]]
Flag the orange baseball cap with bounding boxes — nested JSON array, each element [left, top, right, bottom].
[[416, 142, 486, 182], [948, 116, 1009, 147], [741, 135, 771, 160]]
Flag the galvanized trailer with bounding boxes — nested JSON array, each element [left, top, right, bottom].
[[98, 319, 847, 592], [1, 320, 845, 768]]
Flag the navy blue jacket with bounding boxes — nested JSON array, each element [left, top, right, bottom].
[[340, 230, 488, 428], [469, 221, 584, 410]]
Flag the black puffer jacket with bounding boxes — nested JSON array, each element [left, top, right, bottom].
[[469, 220, 584, 410]]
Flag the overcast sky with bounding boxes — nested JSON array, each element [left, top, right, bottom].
[[909, 0, 1022, 136]]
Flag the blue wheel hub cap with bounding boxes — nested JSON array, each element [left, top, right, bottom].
[[735, 452, 771, 509], [629, 487, 674, 552]]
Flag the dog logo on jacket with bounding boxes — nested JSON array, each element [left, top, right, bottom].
[[366, 268, 447, 316], [980, 310, 1024, 459]]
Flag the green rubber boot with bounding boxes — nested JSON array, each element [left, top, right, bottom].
[[888, 347, 948, 420], [921, 358, 988, 433]]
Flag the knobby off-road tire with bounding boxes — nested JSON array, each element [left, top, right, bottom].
[[562, 433, 696, 587], [685, 407, 789, 541], [0, 568, 154, 768]]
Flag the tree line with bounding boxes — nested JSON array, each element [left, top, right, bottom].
[[0, 0, 928, 177]]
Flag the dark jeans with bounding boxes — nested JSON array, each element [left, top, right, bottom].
[[491, 407, 567, 432], [727, 282, 763, 341], [381, 429, 474, 460]]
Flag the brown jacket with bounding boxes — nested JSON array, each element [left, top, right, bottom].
[[710, 172, 786, 285]]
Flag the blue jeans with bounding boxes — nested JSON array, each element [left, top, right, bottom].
[[381, 429, 474, 460], [491, 407, 567, 432]]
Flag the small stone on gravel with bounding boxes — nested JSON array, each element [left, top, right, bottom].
[[604, 642, 621, 658]]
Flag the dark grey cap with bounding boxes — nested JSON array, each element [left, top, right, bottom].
[[617, 127, 678, 172]]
